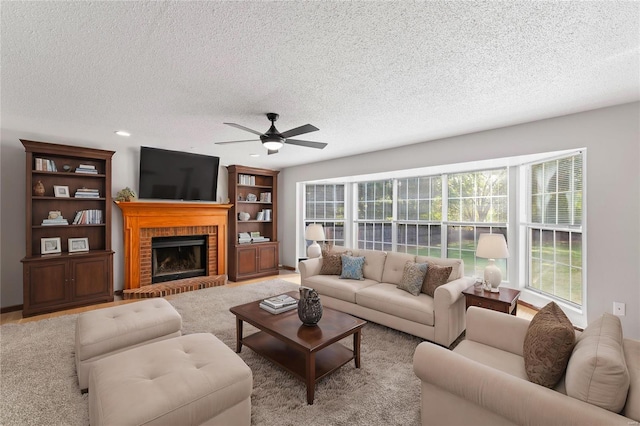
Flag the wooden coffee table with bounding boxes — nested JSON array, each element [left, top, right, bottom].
[[229, 291, 366, 405]]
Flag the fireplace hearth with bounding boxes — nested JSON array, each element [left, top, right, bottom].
[[152, 235, 206, 283]]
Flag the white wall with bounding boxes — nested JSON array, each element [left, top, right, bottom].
[[2, 103, 638, 339], [279, 102, 640, 339]]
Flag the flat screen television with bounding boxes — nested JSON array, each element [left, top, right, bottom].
[[138, 146, 220, 202]]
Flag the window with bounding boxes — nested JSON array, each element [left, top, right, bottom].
[[304, 184, 345, 248], [396, 176, 442, 256], [446, 168, 508, 278], [356, 180, 393, 250], [527, 153, 583, 305]]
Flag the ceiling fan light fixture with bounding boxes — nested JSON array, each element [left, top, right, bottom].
[[262, 136, 284, 150]]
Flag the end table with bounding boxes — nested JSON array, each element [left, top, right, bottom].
[[462, 285, 521, 315]]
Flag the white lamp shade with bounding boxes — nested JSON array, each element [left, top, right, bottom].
[[305, 224, 325, 242], [476, 233, 509, 259]]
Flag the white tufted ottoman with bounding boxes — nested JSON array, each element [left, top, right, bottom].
[[75, 298, 182, 390], [89, 333, 253, 426]]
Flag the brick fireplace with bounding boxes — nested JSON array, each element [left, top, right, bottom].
[[116, 201, 232, 290]]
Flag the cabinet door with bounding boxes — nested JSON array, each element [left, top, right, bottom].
[[71, 255, 112, 301], [23, 259, 70, 313], [237, 246, 258, 276], [258, 244, 278, 273]]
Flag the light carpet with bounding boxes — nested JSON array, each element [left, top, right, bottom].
[[1, 279, 425, 425]]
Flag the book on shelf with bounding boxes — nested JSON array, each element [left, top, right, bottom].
[[72, 209, 103, 225], [41, 218, 69, 226], [78, 164, 95, 170], [75, 168, 98, 174], [34, 158, 57, 172], [74, 188, 100, 197], [259, 302, 297, 315], [262, 294, 298, 309]]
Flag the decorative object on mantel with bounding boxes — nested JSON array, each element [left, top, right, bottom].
[[298, 286, 323, 326], [115, 187, 137, 202], [33, 180, 45, 196], [475, 233, 510, 292]]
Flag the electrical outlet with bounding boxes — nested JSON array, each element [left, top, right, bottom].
[[613, 302, 626, 316]]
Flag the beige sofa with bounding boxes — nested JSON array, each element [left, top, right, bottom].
[[299, 248, 472, 347], [413, 306, 640, 425]]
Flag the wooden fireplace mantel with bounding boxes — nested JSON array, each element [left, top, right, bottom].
[[116, 201, 232, 289]]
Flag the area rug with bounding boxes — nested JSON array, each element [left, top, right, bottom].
[[1, 279, 425, 425]]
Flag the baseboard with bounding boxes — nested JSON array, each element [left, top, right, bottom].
[[280, 265, 296, 271], [1, 304, 23, 314]]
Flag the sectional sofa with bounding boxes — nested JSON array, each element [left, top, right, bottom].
[[299, 247, 472, 347]]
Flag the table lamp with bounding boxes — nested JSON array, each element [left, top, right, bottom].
[[475, 233, 509, 293], [305, 224, 325, 258]]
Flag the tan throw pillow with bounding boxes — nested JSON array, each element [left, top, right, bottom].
[[397, 261, 428, 296], [565, 313, 630, 413], [523, 302, 575, 388], [421, 264, 453, 297], [319, 248, 351, 275]]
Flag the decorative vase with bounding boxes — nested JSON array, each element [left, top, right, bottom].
[[33, 180, 45, 196], [297, 286, 323, 326], [238, 212, 250, 221]]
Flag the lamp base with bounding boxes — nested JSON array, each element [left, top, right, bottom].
[[483, 260, 502, 293], [307, 241, 322, 258]]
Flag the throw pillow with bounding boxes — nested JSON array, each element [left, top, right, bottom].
[[340, 255, 365, 280], [421, 264, 453, 297], [565, 313, 630, 413], [523, 302, 575, 388], [397, 261, 428, 296], [319, 248, 352, 275]]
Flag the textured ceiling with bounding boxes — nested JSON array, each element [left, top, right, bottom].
[[2, 1, 639, 169]]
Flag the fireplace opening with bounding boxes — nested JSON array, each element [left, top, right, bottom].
[[152, 235, 207, 283]]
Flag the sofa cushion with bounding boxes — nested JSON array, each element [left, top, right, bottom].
[[319, 248, 352, 275], [565, 313, 630, 413], [303, 275, 379, 304], [397, 261, 428, 296], [415, 256, 464, 281], [523, 302, 575, 388], [381, 252, 416, 285], [356, 249, 388, 282], [340, 255, 365, 280], [421, 264, 453, 297], [356, 283, 435, 326]]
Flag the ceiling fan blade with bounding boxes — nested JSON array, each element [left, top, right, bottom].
[[223, 122, 263, 136], [267, 149, 279, 155], [285, 139, 328, 150], [214, 139, 260, 145], [280, 124, 319, 139]]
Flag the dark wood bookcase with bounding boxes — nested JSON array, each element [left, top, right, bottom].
[[227, 165, 279, 282], [20, 140, 115, 317]]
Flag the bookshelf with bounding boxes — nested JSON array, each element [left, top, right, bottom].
[[20, 140, 114, 317], [227, 165, 279, 281]]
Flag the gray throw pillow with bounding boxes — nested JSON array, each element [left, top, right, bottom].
[[340, 255, 365, 280], [397, 261, 428, 296]]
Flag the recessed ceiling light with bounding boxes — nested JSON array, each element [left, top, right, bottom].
[[250, 154, 260, 157], [114, 130, 131, 137]]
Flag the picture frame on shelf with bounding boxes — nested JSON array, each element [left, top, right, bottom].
[[41, 237, 61, 255], [68, 237, 89, 253], [53, 185, 70, 198]]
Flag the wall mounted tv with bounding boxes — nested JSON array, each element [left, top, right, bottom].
[[138, 146, 220, 202]]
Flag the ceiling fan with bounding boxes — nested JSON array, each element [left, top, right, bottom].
[[215, 113, 327, 154]]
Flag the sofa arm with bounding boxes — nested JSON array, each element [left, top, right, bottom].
[[298, 258, 322, 280], [413, 342, 630, 426], [433, 277, 473, 347], [465, 306, 532, 357]]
